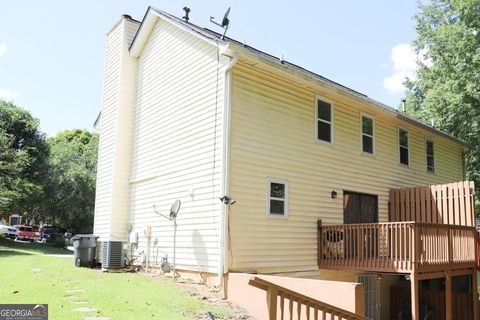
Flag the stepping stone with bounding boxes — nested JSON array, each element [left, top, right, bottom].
[[31, 268, 41, 272], [73, 301, 89, 305], [67, 289, 84, 293], [74, 307, 96, 312]]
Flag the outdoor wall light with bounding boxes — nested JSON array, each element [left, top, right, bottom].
[[331, 190, 337, 199]]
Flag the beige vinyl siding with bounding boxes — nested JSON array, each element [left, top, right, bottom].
[[94, 18, 140, 241], [228, 59, 464, 274], [129, 19, 226, 273]]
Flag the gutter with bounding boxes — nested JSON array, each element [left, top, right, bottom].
[[214, 50, 239, 291]]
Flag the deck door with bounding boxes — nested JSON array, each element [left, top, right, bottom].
[[343, 192, 378, 259], [343, 191, 378, 224]]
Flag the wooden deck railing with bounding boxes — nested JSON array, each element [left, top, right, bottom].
[[249, 276, 368, 320], [317, 220, 478, 273]]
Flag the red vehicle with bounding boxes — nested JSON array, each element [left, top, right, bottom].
[[16, 226, 37, 242]]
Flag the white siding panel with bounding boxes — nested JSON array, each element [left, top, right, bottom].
[[94, 18, 140, 241], [94, 22, 123, 239], [129, 20, 226, 273]]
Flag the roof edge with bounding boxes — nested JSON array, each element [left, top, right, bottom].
[[129, 6, 228, 58]]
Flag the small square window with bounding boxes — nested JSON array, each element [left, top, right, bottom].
[[267, 178, 288, 217]]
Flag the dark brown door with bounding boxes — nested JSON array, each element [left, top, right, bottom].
[[344, 191, 378, 224], [343, 192, 379, 259]]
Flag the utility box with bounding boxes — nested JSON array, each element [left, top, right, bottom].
[[102, 241, 126, 269]]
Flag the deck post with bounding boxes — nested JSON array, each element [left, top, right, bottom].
[[317, 219, 322, 266], [472, 269, 479, 320], [445, 270, 452, 320], [411, 273, 419, 320], [266, 287, 278, 320]]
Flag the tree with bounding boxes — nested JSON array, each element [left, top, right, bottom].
[[0, 100, 48, 215], [43, 130, 98, 233], [406, 0, 480, 213]]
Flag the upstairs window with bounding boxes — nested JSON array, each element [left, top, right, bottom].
[[361, 115, 374, 154], [267, 178, 288, 217], [316, 98, 332, 143], [426, 139, 435, 172], [399, 128, 409, 165]]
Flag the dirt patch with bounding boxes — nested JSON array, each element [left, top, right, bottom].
[[156, 276, 254, 320]]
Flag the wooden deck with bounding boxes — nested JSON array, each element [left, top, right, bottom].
[[317, 220, 478, 273]]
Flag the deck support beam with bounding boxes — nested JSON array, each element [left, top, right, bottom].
[[411, 273, 419, 320]]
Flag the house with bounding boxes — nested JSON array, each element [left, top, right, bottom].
[[1, 213, 23, 226], [93, 7, 478, 319]]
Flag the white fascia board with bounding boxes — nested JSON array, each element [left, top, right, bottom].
[[130, 8, 228, 58]]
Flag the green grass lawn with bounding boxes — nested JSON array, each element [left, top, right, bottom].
[[0, 238, 231, 319]]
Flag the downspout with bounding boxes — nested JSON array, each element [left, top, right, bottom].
[[214, 52, 239, 291]]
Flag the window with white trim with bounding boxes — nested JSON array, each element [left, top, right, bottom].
[[361, 115, 374, 154], [399, 128, 409, 165], [426, 139, 435, 172], [316, 98, 332, 143], [267, 178, 288, 217]]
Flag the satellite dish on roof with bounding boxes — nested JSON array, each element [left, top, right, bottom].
[[169, 200, 181, 220], [210, 7, 231, 40]]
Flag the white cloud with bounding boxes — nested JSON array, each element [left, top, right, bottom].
[[0, 89, 18, 100], [384, 70, 411, 93], [391, 43, 417, 71], [0, 43, 6, 58], [383, 43, 433, 93], [383, 43, 416, 93]]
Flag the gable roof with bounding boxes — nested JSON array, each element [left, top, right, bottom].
[[129, 6, 469, 149]]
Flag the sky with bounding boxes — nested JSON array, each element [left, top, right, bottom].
[[0, 1, 421, 136]]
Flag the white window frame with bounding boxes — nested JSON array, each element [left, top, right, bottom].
[[8, 214, 21, 226], [398, 127, 410, 166], [315, 96, 334, 144], [425, 138, 435, 173], [266, 177, 288, 218], [360, 113, 375, 155]]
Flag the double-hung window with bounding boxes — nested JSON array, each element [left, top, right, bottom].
[[361, 115, 374, 154], [426, 139, 435, 172], [316, 98, 333, 143], [267, 178, 288, 217], [399, 128, 409, 165]]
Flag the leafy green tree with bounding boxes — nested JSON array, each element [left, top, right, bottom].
[[406, 0, 480, 213], [44, 129, 98, 233], [0, 100, 48, 215]]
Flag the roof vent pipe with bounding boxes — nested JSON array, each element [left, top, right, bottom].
[[182, 7, 191, 22], [401, 99, 407, 114]]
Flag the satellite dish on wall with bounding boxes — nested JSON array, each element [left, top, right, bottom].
[[170, 200, 181, 220], [152, 199, 182, 282]]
